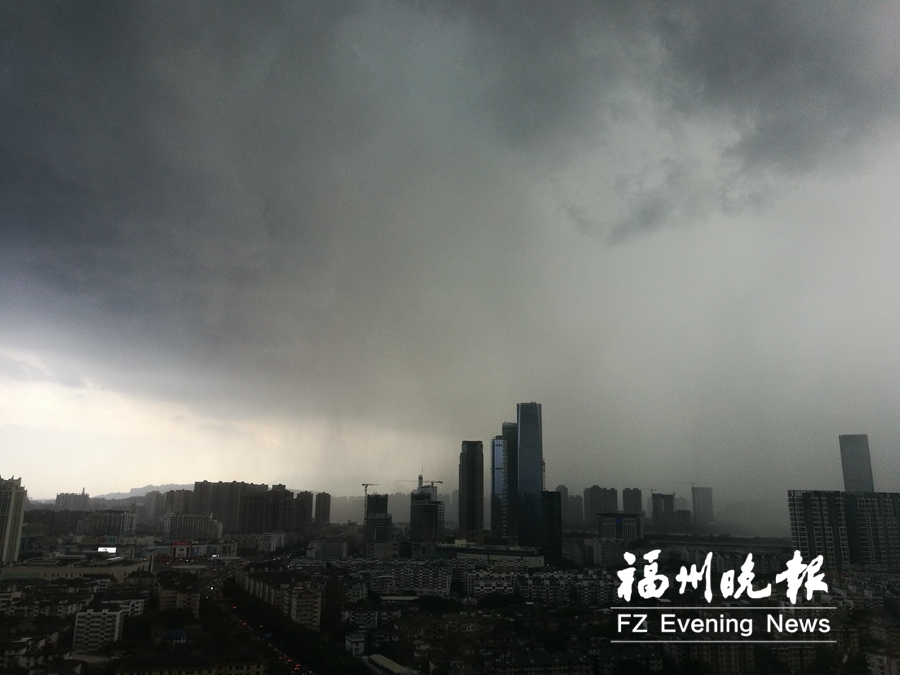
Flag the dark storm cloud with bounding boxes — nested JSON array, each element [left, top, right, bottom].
[[2, 0, 900, 509], [655, 0, 900, 171]]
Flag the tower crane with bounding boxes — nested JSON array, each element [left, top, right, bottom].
[[362, 483, 380, 521]]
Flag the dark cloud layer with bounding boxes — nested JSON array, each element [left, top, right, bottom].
[[2, 2, 900, 524]]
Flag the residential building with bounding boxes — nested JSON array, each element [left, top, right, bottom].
[[599, 512, 643, 541], [191, 480, 268, 533], [0, 476, 26, 564], [599, 487, 618, 513], [651, 493, 675, 532], [692, 487, 714, 527], [622, 488, 642, 515], [583, 486, 602, 528], [154, 571, 201, 617], [55, 490, 90, 511], [73, 608, 124, 651], [162, 513, 223, 541], [76, 511, 136, 538], [541, 491, 562, 563], [568, 494, 584, 529], [315, 492, 331, 528], [788, 490, 850, 573], [365, 494, 393, 558]]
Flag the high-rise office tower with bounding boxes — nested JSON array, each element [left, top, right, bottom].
[[517, 403, 543, 547], [491, 436, 506, 536], [840, 434, 875, 493], [410, 476, 445, 542], [622, 488, 643, 515], [501, 421, 518, 539], [458, 441, 484, 543], [692, 487, 714, 527], [315, 492, 331, 528], [0, 476, 26, 563]]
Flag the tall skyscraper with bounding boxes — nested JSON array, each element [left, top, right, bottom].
[[692, 487, 714, 527], [410, 476, 445, 542], [491, 436, 506, 536], [501, 421, 518, 539], [840, 434, 875, 493], [517, 402, 543, 547], [622, 488, 643, 515], [458, 441, 484, 543], [0, 476, 26, 563]]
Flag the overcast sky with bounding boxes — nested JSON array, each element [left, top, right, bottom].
[[2, 2, 900, 529]]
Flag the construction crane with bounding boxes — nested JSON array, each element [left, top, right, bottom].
[[362, 483, 380, 522]]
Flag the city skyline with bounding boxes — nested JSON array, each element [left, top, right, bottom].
[[3, 3, 900, 528]]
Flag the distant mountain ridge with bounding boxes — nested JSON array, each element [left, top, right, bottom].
[[93, 484, 193, 499]]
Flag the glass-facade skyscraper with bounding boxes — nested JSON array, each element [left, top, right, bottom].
[[501, 421, 518, 539], [840, 434, 875, 493], [517, 402, 543, 547], [458, 440, 484, 543], [490, 436, 505, 537]]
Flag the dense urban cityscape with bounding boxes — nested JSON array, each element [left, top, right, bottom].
[[2, 405, 899, 675], [4, 3, 900, 675]]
